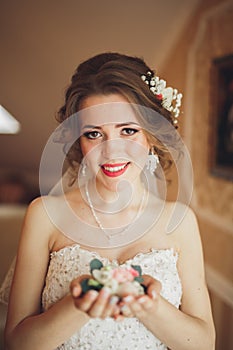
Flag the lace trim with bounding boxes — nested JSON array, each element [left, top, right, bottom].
[[50, 243, 178, 264]]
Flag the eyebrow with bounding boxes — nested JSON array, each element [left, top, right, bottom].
[[82, 122, 140, 130]]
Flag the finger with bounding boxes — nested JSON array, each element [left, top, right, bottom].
[[122, 295, 153, 318], [70, 274, 91, 297], [70, 283, 82, 298], [121, 304, 133, 317], [101, 295, 119, 318], [146, 282, 161, 301], [114, 314, 125, 322], [73, 290, 99, 311], [113, 304, 121, 318], [137, 295, 154, 310], [141, 274, 161, 299], [88, 287, 111, 318], [121, 295, 136, 316], [123, 298, 143, 317]]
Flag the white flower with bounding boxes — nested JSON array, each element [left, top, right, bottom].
[[92, 269, 112, 284], [104, 279, 119, 294], [116, 281, 143, 297]]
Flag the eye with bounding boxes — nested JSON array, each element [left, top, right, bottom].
[[83, 131, 102, 139], [121, 128, 139, 136]]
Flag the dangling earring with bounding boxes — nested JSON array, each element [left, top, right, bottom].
[[81, 162, 87, 176], [146, 148, 159, 174]]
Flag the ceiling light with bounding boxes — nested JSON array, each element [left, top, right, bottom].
[[0, 105, 21, 134]]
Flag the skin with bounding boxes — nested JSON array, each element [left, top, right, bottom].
[[78, 94, 149, 197], [4, 94, 215, 350]]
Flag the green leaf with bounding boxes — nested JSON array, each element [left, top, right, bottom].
[[80, 278, 92, 293], [131, 264, 142, 276], [91, 283, 103, 291], [90, 258, 103, 273], [134, 276, 144, 283], [88, 279, 101, 287], [80, 278, 103, 294]]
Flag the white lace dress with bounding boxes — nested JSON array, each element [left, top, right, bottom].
[[42, 245, 182, 350]]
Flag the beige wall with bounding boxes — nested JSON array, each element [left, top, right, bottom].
[[0, 0, 199, 177], [161, 1, 233, 349]]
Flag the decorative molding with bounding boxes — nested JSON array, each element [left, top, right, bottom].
[[205, 264, 233, 309], [0, 205, 26, 218]]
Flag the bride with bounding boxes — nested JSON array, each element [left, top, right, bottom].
[[4, 52, 215, 350]]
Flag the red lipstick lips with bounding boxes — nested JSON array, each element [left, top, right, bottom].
[[101, 162, 130, 177]]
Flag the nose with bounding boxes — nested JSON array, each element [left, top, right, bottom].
[[101, 139, 123, 159]]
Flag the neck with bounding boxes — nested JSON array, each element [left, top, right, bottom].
[[86, 178, 145, 214], [84, 179, 147, 238]]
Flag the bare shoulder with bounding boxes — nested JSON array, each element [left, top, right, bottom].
[[161, 201, 198, 231], [175, 204, 200, 248], [19, 195, 63, 250], [25, 190, 85, 247], [162, 201, 200, 251], [24, 195, 58, 227], [163, 201, 205, 279]]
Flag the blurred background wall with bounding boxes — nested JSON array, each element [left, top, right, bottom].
[[0, 0, 232, 349], [161, 1, 233, 348]]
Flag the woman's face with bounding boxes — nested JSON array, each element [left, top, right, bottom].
[[79, 94, 150, 191]]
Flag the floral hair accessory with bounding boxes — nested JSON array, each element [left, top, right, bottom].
[[141, 71, 183, 127], [81, 258, 145, 298]]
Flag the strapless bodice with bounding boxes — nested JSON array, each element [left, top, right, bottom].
[[42, 244, 182, 349]]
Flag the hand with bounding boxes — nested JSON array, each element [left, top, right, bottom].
[[119, 274, 161, 319], [70, 275, 120, 319]]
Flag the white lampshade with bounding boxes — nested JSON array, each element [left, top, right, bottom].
[[0, 105, 21, 134]]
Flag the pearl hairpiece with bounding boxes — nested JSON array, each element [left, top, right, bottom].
[[141, 71, 182, 127]]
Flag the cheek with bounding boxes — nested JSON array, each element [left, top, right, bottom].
[[80, 143, 89, 157], [80, 137, 94, 157], [80, 140, 101, 169], [80, 140, 93, 165], [127, 140, 148, 168]]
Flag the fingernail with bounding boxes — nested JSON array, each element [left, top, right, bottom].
[[101, 287, 111, 298], [121, 305, 130, 313], [138, 297, 147, 304], [115, 315, 124, 322], [152, 290, 157, 300], [88, 290, 99, 300], [109, 296, 119, 305], [123, 295, 134, 303], [72, 286, 79, 297]]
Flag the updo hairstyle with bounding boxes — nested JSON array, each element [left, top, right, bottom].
[[56, 52, 180, 176]]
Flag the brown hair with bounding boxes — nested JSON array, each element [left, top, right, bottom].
[[56, 52, 180, 175]]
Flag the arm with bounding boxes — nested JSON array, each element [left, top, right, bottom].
[[120, 208, 215, 350], [4, 197, 89, 350]]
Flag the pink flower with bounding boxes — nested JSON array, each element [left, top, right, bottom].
[[128, 267, 139, 277], [112, 267, 139, 283]]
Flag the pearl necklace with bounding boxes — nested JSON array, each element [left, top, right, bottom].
[[85, 183, 146, 240]]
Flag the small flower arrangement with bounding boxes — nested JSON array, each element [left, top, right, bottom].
[[81, 259, 145, 298]]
